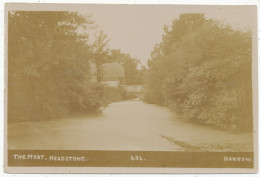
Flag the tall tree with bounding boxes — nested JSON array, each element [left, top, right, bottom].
[[8, 11, 99, 121], [92, 31, 110, 82], [145, 13, 252, 131]]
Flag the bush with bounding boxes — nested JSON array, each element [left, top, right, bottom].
[[8, 11, 100, 122], [145, 14, 253, 131]]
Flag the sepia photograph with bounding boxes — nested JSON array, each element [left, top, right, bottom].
[[4, 3, 258, 173]]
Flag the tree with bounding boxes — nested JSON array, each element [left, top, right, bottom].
[[145, 13, 252, 131], [8, 11, 102, 122], [91, 31, 110, 82]]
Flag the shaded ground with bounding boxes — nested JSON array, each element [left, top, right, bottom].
[[8, 100, 253, 151]]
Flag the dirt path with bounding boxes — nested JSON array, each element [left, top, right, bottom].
[[8, 100, 253, 151]]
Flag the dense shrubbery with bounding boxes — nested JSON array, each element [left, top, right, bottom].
[[8, 11, 97, 122], [145, 14, 253, 131], [100, 85, 137, 106], [8, 12, 130, 122]]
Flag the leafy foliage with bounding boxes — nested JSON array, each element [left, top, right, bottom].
[[8, 11, 143, 122], [145, 14, 252, 131], [8, 11, 106, 121]]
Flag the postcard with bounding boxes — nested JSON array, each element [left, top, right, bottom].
[[4, 3, 258, 173]]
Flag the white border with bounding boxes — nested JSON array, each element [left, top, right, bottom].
[[1, 0, 259, 176]]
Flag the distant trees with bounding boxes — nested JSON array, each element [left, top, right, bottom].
[[109, 49, 146, 85], [145, 14, 252, 131]]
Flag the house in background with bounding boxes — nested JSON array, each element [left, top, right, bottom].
[[89, 62, 125, 88]]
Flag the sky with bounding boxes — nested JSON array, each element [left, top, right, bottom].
[[74, 5, 256, 67]]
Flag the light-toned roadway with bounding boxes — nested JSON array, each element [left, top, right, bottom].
[[8, 100, 253, 151]]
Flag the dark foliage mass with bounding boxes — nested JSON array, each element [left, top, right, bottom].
[[8, 11, 136, 122], [8, 11, 95, 121], [145, 14, 253, 131]]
